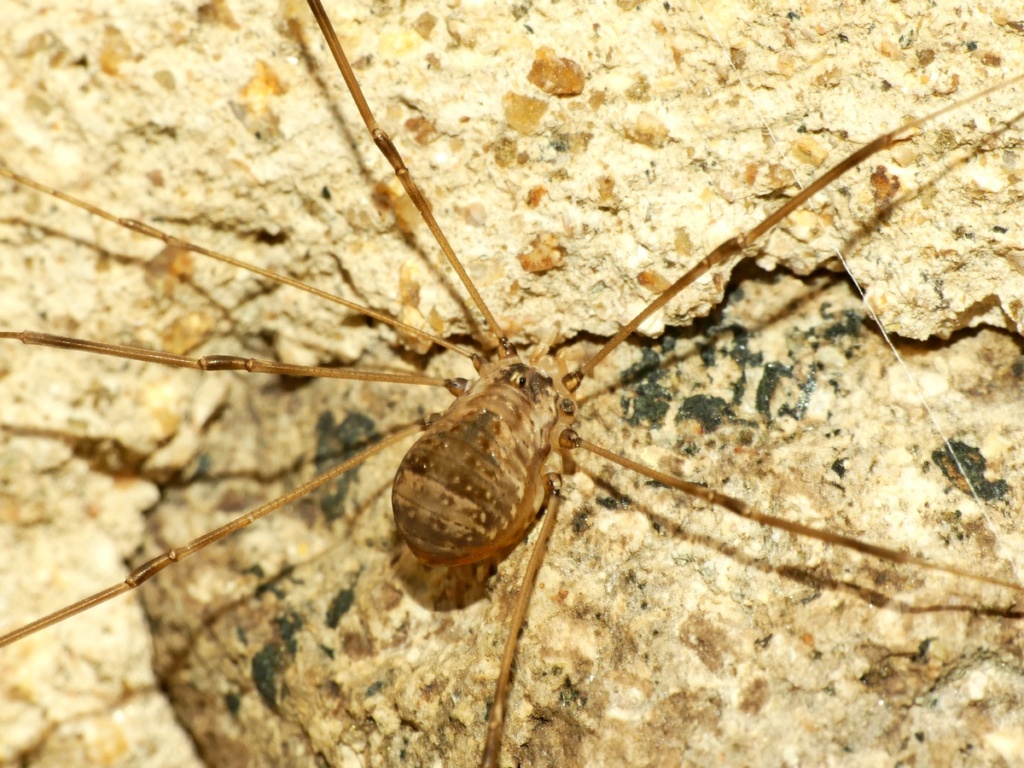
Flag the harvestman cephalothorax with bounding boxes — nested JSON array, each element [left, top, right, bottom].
[[2, 1, 1024, 765]]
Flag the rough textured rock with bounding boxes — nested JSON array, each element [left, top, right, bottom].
[[1, 1, 1022, 767]]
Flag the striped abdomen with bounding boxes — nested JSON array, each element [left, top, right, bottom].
[[392, 361, 563, 565]]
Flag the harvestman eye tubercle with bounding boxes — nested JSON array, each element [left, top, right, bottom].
[[2, 2, 1023, 766]]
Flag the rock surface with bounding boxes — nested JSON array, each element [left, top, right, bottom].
[[1, 1, 1022, 767]]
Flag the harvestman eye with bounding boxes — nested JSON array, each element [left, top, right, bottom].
[[2, 3, 1024, 765]]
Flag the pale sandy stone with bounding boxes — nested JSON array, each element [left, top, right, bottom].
[[1, 1, 1022, 767]]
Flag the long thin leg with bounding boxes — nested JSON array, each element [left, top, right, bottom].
[[0, 423, 422, 648], [303, 0, 514, 356], [0, 330, 447, 387], [0, 166, 473, 359], [562, 430, 1023, 596], [562, 74, 1024, 392], [481, 474, 562, 768]]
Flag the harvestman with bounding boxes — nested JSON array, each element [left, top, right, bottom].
[[2, 1, 1024, 765]]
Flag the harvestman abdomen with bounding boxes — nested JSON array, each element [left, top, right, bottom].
[[1, 1, 1023, 766]]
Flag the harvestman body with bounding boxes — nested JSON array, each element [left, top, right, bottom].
[[2, 1, 1024, 765]]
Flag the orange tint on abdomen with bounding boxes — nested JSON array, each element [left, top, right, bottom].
[[392, 361, 561, 565]]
